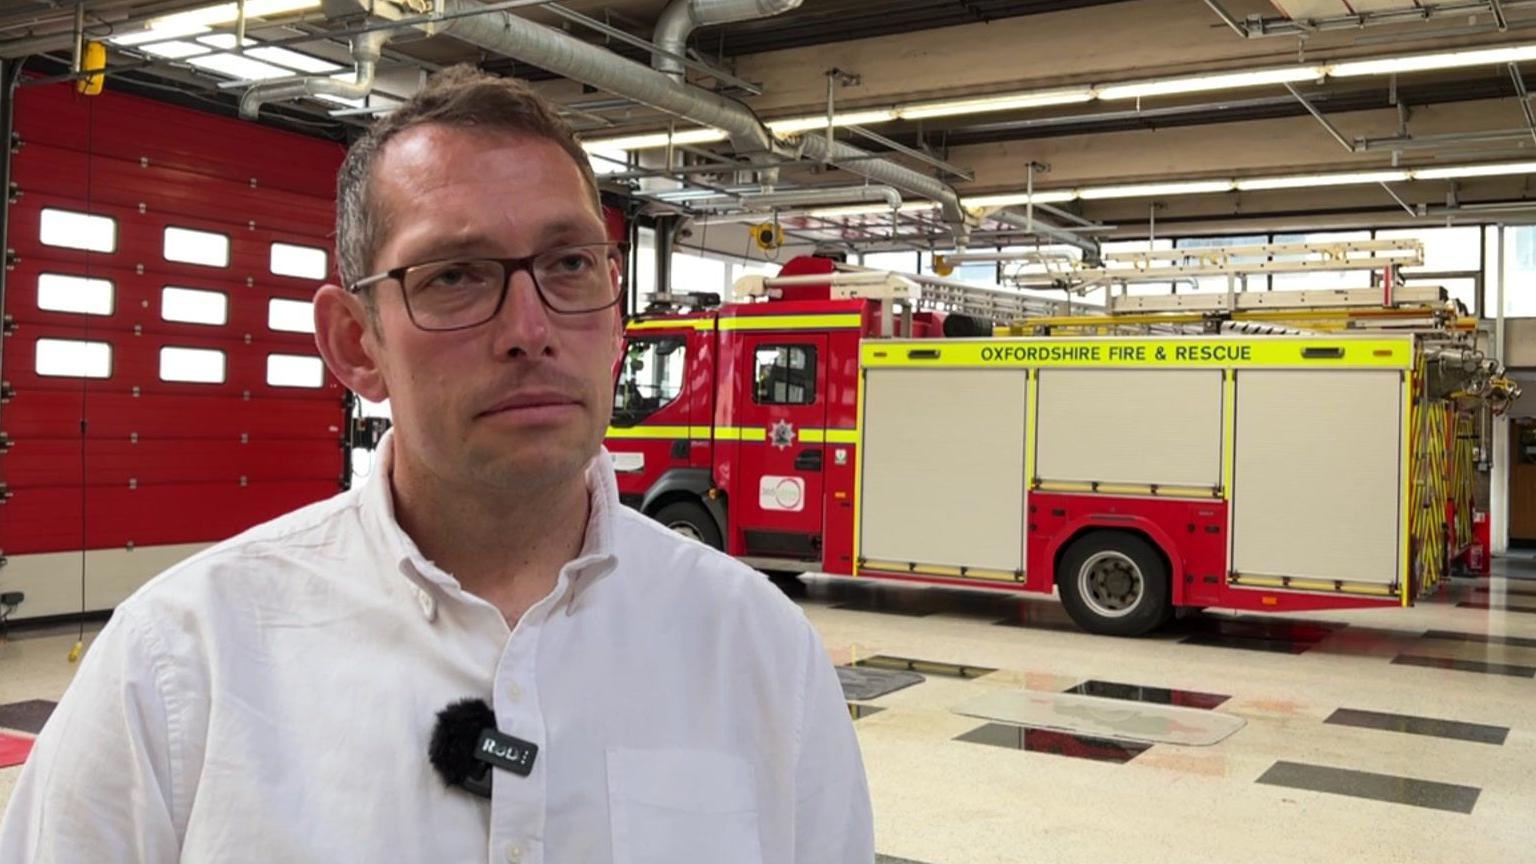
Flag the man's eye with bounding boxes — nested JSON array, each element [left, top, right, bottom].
[[430, 267, 468, 287], [555, 253, 593, 272]]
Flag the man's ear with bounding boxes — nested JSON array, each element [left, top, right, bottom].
[[314, 284, 388, 402]]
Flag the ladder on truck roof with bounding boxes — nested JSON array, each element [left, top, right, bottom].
[[961, 239, 1475, 335], [733, 263, 1071, 331]]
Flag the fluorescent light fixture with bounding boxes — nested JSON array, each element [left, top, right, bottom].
[[112, 0, 319, 45], [110, 22, 210, 45], [803, 201, 941, 217], [962, 190, 1078, 208], [152, 0, 319, 30], [247, 46, 342, 73], [766, 110, 899, 134], [1412, 161, 1536, 179], [1235, 170, 1410, 191], [140, 40, 206, 59], [1097, 67, 1324, 100], [1328, 43, 1536, 78], [581, 128, 729, 151], [187, 51, 291, 80], [1078, 180, 1235, 200], [898, 88, 1095, 120]]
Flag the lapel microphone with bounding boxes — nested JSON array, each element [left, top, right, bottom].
[[429, 698, 540, 800]]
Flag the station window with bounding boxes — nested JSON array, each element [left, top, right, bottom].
[[160, 346, 226, 384], [35, 338, 112, 378], [161, 286, 228, 326], [40, 208, 116, 253], [754, 344, 817, 405], [612, 336, 688, 426], [164, 226, 230, 268], [267, 353, 325, 388], [268, 298, 315, 333], [270, 243, 328, 280], [38, 273, 114, 316]]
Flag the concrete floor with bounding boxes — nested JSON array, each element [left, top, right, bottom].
[[3, 557, 1535, 862]]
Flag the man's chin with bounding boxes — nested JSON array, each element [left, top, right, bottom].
[[464, 435, 600, 490]]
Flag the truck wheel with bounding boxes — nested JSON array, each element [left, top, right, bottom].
[[652, 500, 723, 551], [1057, 532, 1172, 637]]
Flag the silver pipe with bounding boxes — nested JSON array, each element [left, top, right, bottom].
[[653, 0, 802, 80], [239, 26, 394, 119], [423, 0, 978, 236]]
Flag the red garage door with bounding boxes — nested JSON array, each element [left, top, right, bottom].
[[0, 81, 347, 620]]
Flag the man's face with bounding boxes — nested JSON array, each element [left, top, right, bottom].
[[352, 125, 620, 492]]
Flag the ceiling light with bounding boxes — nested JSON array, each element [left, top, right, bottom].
[[1411, 161, 1536, 179], [1097, 67, 1324, 100], [962, 190, 1078, 208], [153, 0, 319, 29], [766, 110, 899, 134], [110, 22, 210, 45], [139, 40, 206, 59], [247, 46, 342, 73], [186, 52, 291, 81], [111, 1, 319, 46], [1078, 180, 1235, 200], [580, 128, 729, 151], [898, 88, 1094, 120], [1234, 170, 1410, 191], [1328, 43, 1536, 77], [804, 201, 941, 217]]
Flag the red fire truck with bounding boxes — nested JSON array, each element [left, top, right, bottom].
[[606, 251, 1508, 636]]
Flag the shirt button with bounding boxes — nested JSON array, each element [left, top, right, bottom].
[[415, 588, 436, 621], [507, 682, 523, 701], [503, 841, 522, 863]]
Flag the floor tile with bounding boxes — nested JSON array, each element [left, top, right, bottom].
[[1256, 760, 1480, 814], [1324, 708, 1509, 745], [0, 700, 56, 735], [955, 722, 1150, 764], [848, 703, 886, 721], [1456, 601, 1536, 614], [1420, 629, 1536, 649], [1063, 679, 1230, 710], [1390, 653, 1536, 677]]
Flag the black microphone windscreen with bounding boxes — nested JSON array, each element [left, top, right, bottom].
[[429, 698, 496, 787]]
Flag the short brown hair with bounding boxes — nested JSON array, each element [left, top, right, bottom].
[[334, 65, 601, 288]]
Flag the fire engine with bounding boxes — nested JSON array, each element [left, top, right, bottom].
[[605, 241, 1517, 636]]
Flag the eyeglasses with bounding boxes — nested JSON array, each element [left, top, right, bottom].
[[347, 241, 626, 332]]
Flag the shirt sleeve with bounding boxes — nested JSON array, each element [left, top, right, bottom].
[[0, 603, 183, 863], [792, 621, 874, 864]]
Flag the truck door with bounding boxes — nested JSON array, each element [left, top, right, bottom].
[[732, 334, 830, 563]]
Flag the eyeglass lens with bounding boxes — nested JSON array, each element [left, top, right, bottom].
[[401, 246, 618, 330]]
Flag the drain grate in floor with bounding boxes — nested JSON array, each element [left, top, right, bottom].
[[837, 664, 924, 701], [852, 654, 996, 679]]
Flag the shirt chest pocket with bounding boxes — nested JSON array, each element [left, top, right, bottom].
[[606, 748, 763, 864]]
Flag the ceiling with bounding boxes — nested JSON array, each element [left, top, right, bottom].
[[9, 0, 1536, 258]]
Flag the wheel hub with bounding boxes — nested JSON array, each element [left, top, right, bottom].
[[1078, 551, 1144, 619]]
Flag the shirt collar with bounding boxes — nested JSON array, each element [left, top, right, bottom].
[[363, 430, 621, 610]]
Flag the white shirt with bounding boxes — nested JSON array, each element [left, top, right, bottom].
[[0, 435, 872, 864]]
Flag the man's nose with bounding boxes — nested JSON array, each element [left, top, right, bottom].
[[492, 267, 553, 358]]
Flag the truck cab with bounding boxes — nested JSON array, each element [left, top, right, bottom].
[[607, 254, 949, 574]]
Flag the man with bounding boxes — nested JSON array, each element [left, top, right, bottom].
[[0, 67, 872, 863]]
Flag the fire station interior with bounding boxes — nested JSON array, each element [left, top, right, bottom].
[[3, 1, 1536, 861]]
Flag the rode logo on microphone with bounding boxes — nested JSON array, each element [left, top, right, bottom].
[[476, 729, 538, 777]]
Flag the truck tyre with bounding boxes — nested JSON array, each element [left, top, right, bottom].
[[653, 500, 723, 551], [1057, 531, 1172, 637]]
